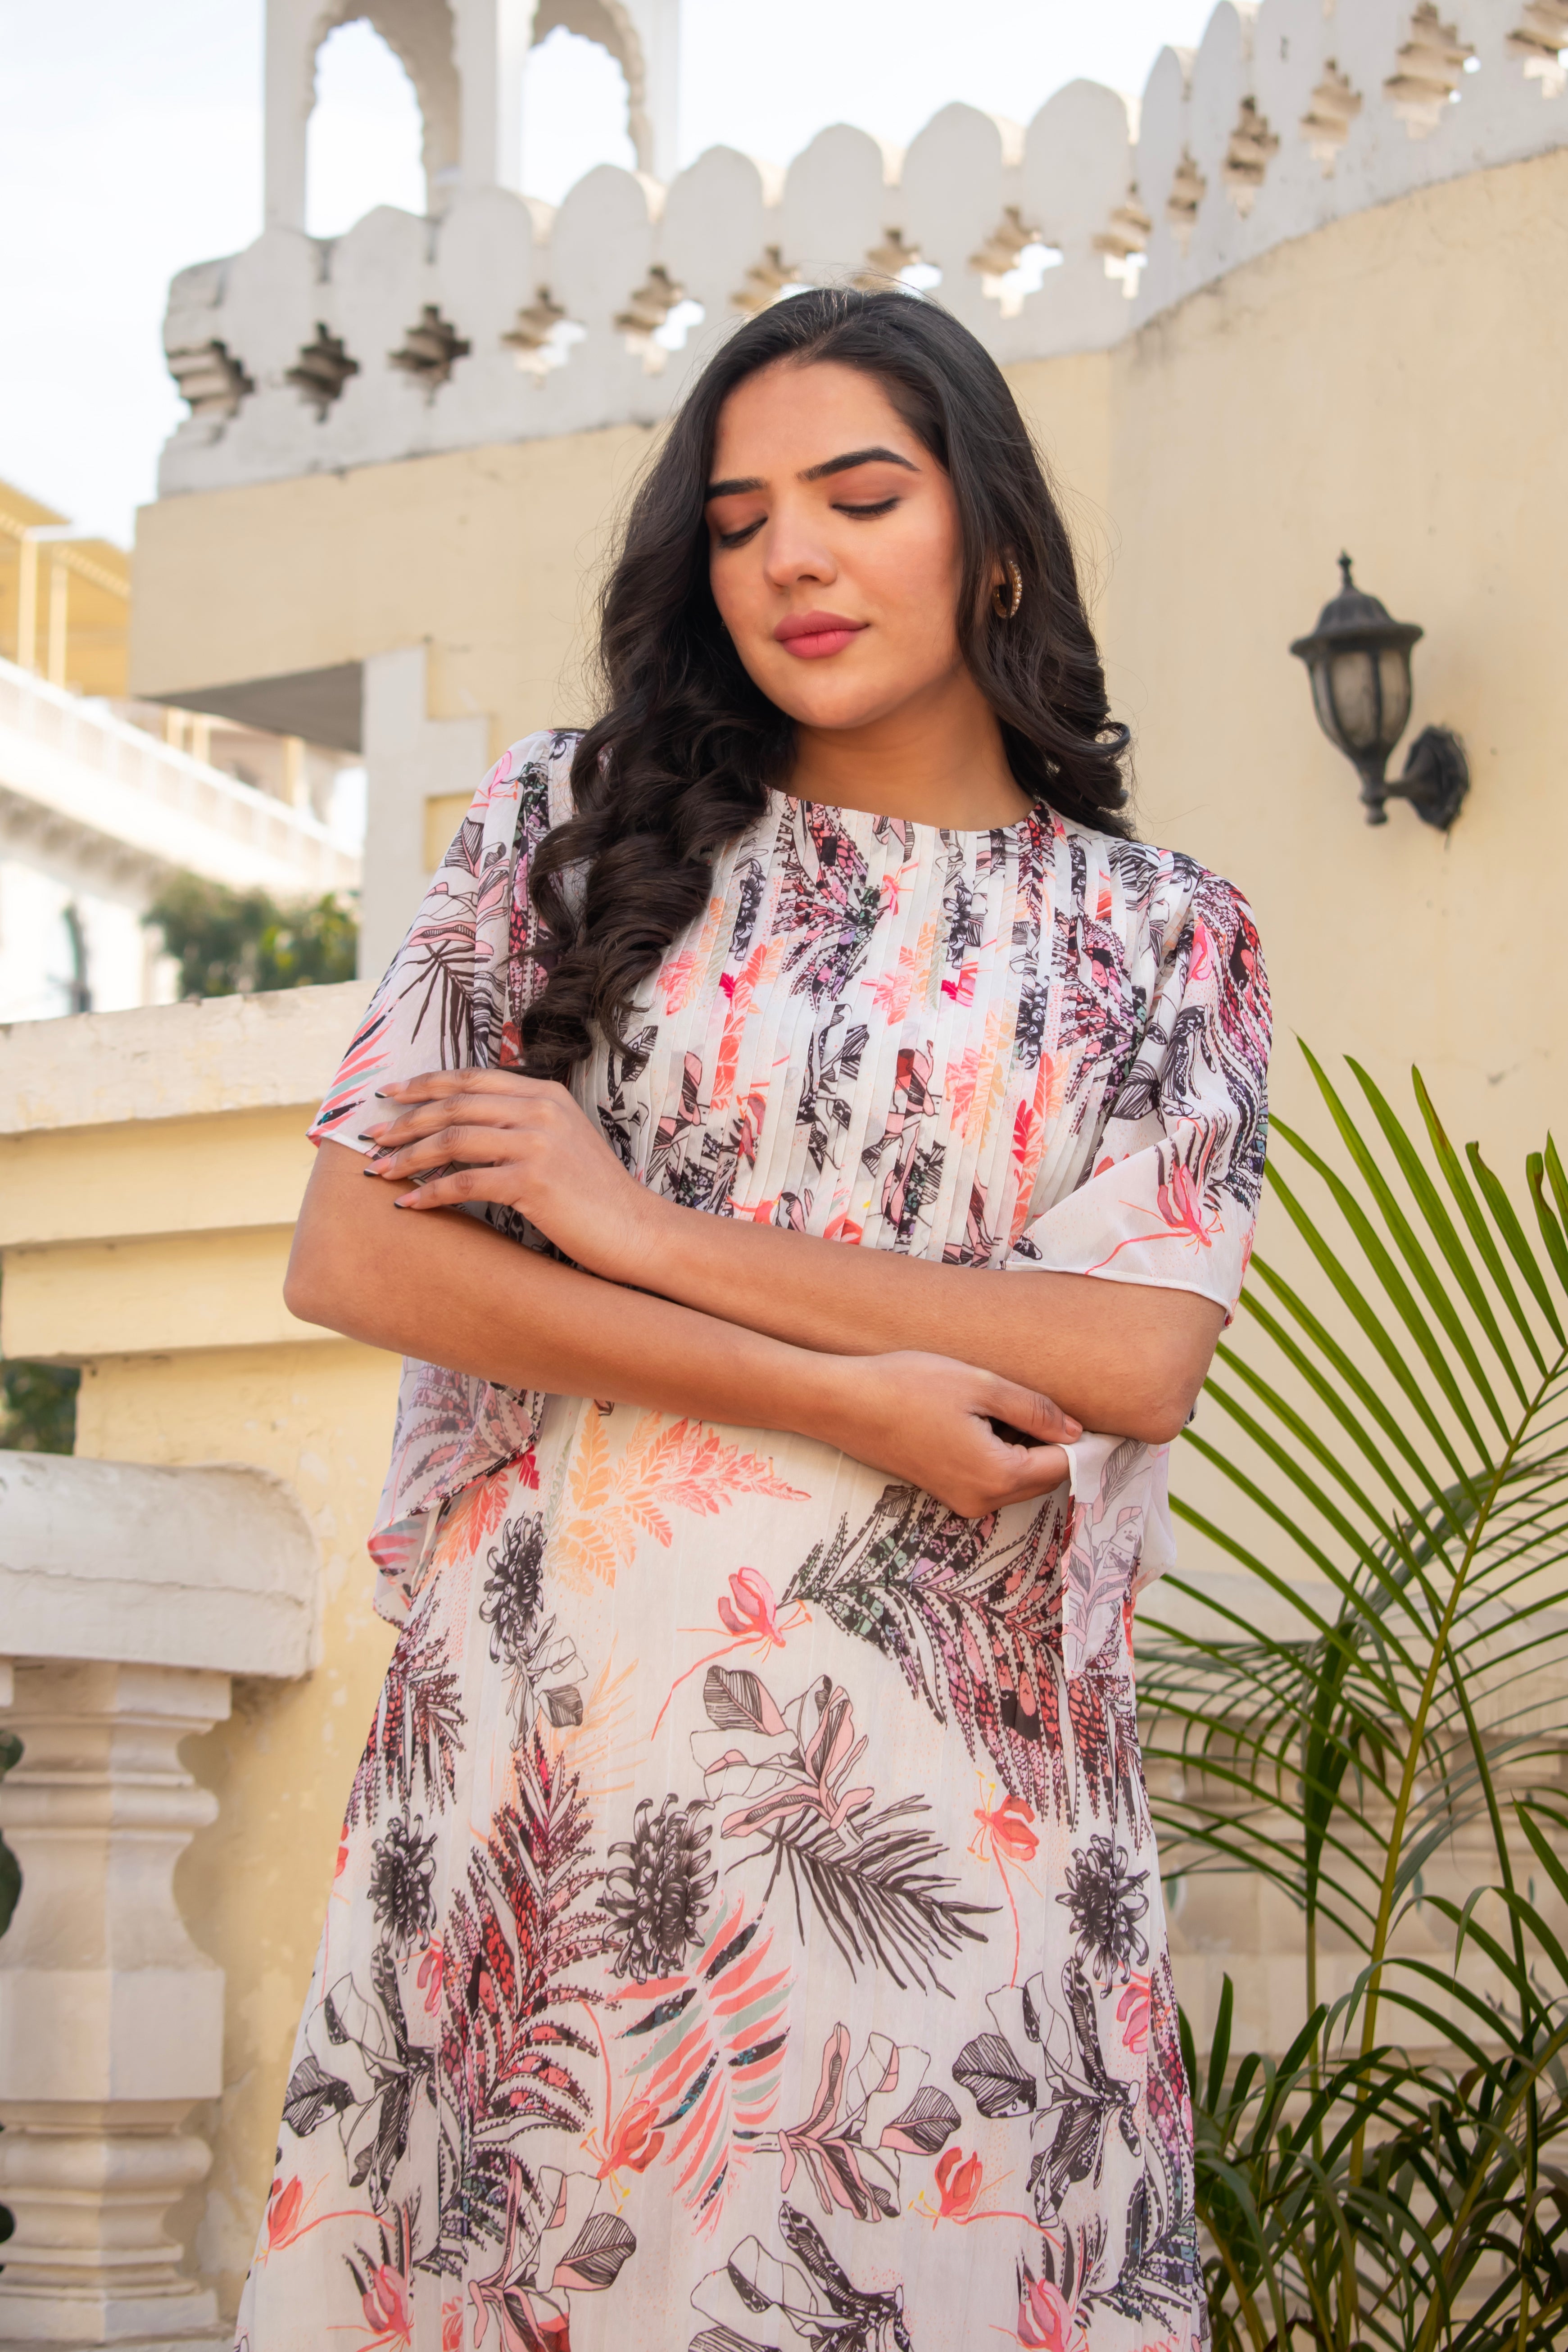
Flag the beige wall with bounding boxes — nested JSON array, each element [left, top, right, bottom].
[[1091, 142, 1567, 1170]]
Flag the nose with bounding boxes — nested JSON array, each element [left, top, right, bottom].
[[759, 494, 838, 594]]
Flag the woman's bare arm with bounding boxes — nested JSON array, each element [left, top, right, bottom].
[[288, 1140, 1083, 1521], [362, 1072, 1225, 1443]]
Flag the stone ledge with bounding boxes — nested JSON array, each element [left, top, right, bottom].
[[0, 982, 370, 1138], [0, 1453, 319, 1678]]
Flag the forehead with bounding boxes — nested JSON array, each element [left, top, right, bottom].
[[711, 359, 915, 471]]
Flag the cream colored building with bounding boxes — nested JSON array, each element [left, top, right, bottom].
[[2, 0, 1565, 2340]]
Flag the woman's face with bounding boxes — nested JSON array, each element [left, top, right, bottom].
[[705, 358, 973, 734]]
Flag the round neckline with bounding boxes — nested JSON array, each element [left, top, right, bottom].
[[766, 785, 1050, 848]]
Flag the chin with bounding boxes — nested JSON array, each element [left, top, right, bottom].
[[755, 666, 902, 734]]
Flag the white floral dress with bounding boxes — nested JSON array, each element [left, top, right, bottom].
[[236, 730, 1269, 2352]]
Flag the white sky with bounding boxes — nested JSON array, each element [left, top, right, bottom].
[[0, 1, 1216, 545]]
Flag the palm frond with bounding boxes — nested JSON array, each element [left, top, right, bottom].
[[1133, 1052, 1568, 2352]]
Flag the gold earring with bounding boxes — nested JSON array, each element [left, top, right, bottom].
[[992, 560, 1023, 621]]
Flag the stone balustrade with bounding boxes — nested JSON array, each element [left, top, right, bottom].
[[0, 1451, 318, 2349], [159, 0, 1568, 498]]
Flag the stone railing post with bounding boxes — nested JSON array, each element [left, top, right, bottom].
[[0, 1450, 319, 2347], [0, 1664, 230, 2347]]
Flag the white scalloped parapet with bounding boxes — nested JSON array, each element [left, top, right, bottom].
[[159, 0, 1567, 497]]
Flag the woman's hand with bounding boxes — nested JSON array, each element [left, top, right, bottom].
[[362, 1069, 667, 1282], [810, 1349, 1079, 1519]]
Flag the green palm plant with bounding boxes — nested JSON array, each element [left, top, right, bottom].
[[1136, 1049, 1568, 2352]]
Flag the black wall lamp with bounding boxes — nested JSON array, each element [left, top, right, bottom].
[[1290, 555, 1468, 829]]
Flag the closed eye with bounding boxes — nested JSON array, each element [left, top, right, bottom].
[[833, 496, 900, 519], [715, 517, 764, 549]]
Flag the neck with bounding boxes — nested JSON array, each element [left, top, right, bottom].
[[784, 671, 1030, 829]]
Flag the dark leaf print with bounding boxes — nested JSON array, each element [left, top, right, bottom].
[[552, 2210, 638, 2293], [785, 1482, 1081, 1822], [431, 1731, 610, 2269], [952, 2030, 1037, 2120], [883, 2086, 962, 2155], [702, 1663, 786, 1736], [347, 1611, 464, 1827], [754, 1799, 991, 1997], [281, 2051, 353, 2138]]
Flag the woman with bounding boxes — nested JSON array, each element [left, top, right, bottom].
[[238, 288, 1268, 2352]]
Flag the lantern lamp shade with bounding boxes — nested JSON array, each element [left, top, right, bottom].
[[1290, 555, 1423, 803]]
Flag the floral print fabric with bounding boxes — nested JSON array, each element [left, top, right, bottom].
[[238, 730, 1269, 2352]]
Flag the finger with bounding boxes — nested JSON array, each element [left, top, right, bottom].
[[981, 1374, 1083, 1445], [380, 1069, 558, 1100], [390, 1168, 504, 1210], [366, 1126, 521, 1176], [984, 1437, 1071, 1505], [364, 1095, 543, 1145]]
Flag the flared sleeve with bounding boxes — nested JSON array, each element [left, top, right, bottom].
[[306, 729, 578, 1622], [1008, 859, 1270, 1321], [1017, 857, 1271, 1671]]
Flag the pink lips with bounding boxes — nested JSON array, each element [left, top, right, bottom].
[[773, 609, 867, 659]]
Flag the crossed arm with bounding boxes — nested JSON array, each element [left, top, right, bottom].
[[286, 1070, 1224, 1519]]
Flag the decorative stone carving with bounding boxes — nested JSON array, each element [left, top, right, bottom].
[[1220, 95, 1281, 213], [501, 286, 572, 378], [1300, 61, 1365, 170], [165, 341, 254, 423], [614, 262, 684, 368], [155, 0, 1568, 500], [388, 303, 471, 389], [285, 322, 359, 415], [729, 245, 799, 317], [1509, 2, 1568, 96], [1384, 4, 1477, 136], [1165, 147, 1208, 251]]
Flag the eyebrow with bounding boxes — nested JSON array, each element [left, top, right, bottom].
[[705, 445, 920, 500]]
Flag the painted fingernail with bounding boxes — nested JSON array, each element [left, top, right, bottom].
[[395, 1191, 420, 1207]]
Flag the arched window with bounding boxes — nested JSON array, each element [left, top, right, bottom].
[[307, 20, 427, 238], [521, 25, 637, 205]]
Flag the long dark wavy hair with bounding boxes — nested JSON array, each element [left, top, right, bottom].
[[521, 286, 1131, 1082]]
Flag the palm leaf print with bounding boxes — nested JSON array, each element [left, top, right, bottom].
[[611, 1899, 791, 2226], [346, 1612, 465, 1827], [695, 1668, 993, 1997], [433, 1730, 610, 2265], [553, 1410, 807, 1592], [784, 1481, 1083, 1823]]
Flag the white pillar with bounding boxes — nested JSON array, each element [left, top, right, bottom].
[[359, 645, 490, 981], [0, 1663, 231, 2348], [263, 0, 317, 232]]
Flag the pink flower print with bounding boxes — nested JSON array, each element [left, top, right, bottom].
[[940, 960, 977, 1006], [1188, 916, 1214, 985], [417, 1937, 444, 2016], [358, 2263, 412, 2350], [1117, 1974, 1151, 2054], [441, 2303, 463, 2352], [933, 2145, 983, 2222], [717, 1567, 783, 1641], [652, 1568, 808, 1736], [1155, 1158, 1220, 1253], [1018, 2277, 1084, 2352]]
